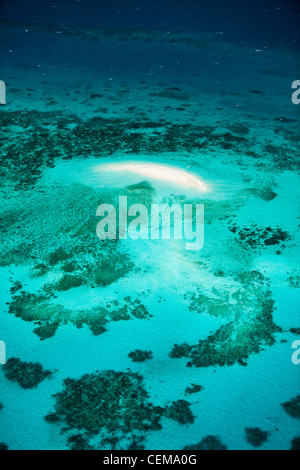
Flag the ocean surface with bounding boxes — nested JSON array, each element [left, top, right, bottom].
[[0, 0, 299, 451]]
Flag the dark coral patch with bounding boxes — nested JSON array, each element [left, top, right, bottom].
[[9, 291, 150, 340], [282, 396, 300, 419], [245, 427, 269, 448], [128, 350, 153, 362], [184, 384, 203, 396], [2, 358, 52, 389], [183, 435, 227, 450], [291, 437, 300, 450], [229, 224, 291, 250], [165, 400, 195, 425], [45, 370, 165, 448]]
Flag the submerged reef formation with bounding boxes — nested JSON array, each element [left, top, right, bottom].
[[291, 437, 300, 451], [0, 182, 136, 276], [1, 107, 299, 193], [9, 291, 150, 340], [184, 384, 203, 396], [33, 322, 59, 341], [67, 434, 95, 451], [45, 370, 194, 449], [288, 275, 300, 289], [45, 370, 164, 437], [245, 427, 269, 448], [229, 224, 291, 251], [183, 435, 227, 450], [281, 396, 300, 419], [128, 350, 153, 362], [289, 328, 300, 335], [165, 400, 195, 425], [170, 273, 281, 367], [0, 443, 9, 451], [2, 358, 53, 389], [2, 177, 156, 340]]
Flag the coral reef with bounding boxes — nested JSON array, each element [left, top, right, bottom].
[[170, 277, 281, 368], [127, 437, 146, 450], [281, 396, 300, 419], [2, 358, 52, 389], [33, 322, 59, 341], [187, 288, 236, 319], [44, 370, 197, 449], [290, 328, 300, 335], [184, 384, 203, 396], [45, 370, 165, 448], [10, 281, 22, 295], [291, 437, 300, 450], [128, 350, 153, 362], [245, 427, 269, 447], [67, 434, 94, 451], [183, 435, 227, 450], [165, 400, 195, 425], [288, 275, 300, 289], [1, 105, 298, 194], [229, 224, 291, 250], [52, 274, 84, 292], [9, 291, 150, 340]]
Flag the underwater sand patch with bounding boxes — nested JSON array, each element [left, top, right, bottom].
[[94, 162, 207, 192]]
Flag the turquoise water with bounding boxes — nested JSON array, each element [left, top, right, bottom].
[[0, 2, 300, 451]]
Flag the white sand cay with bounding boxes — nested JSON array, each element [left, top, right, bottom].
[[96, 162, 207, 192]]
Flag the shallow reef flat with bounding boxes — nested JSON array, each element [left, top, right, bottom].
[[1, 111, 299, 194]]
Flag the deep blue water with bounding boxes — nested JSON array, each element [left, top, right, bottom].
[[1, 0, 300, 47]]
